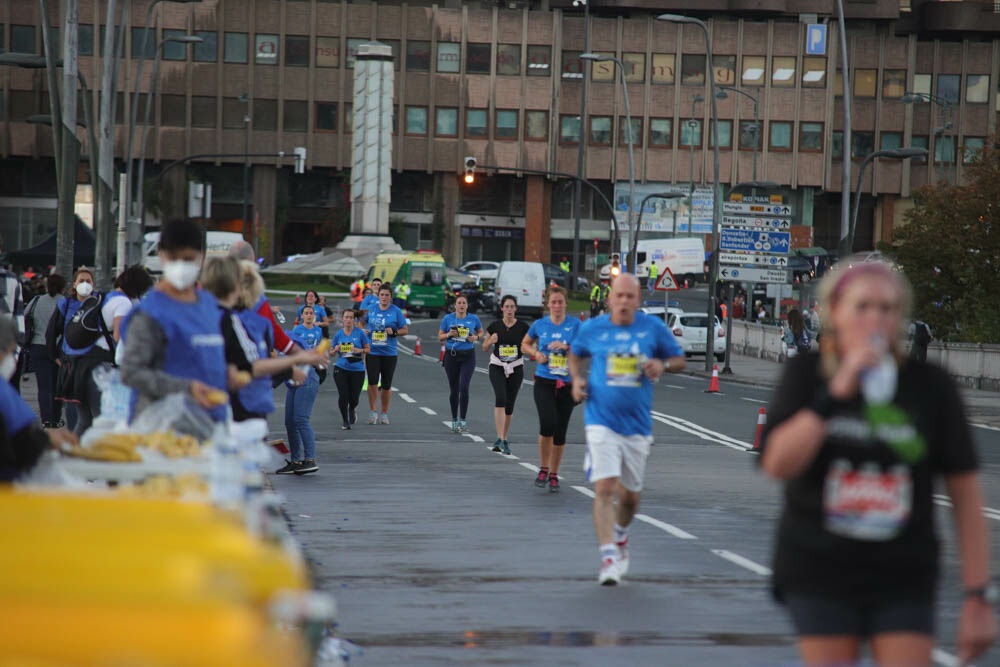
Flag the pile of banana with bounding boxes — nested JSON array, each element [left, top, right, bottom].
[[64, 431, 205, 462], [118, 473, 210, 499]]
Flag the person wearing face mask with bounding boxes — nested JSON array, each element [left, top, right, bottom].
[[0, 314, 77, 481], [119, 218, 233, 423], [47, 268, 96, 432], [759, 258, 996, 667]]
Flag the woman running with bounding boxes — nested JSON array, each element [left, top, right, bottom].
[[438, 294, 483, 433], [332, 308, 370, 430], [521, 286, 582, 493], [295, 290, 329, 330], [282, 305, 326, 475], [364, 283, 408, 425], [482, 295, 529, 454]]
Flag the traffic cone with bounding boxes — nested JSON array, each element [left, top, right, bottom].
[[414, 337, 422, 355], [684, 278, 690, 289], [439, 343, 446, 363], [704, 364, 721, 393], [294, 293, 301, 305], [752, 407, 767, 452], [268, 439, 290, 455]]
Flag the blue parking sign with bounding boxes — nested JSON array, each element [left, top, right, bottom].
[[806, 24, 827, 56]]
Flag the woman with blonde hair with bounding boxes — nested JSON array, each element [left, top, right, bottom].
[[759, 257, 995, 667]]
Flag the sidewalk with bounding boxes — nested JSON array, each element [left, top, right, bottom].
[[686, 352, 1000, 430]]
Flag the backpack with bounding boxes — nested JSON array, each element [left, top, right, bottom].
[[63, 292, 115, 352], [795, 329, 811, 355], [913, 321, 931, 347]]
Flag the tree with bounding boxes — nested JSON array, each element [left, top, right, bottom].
[[879, 135, 1000, 343]]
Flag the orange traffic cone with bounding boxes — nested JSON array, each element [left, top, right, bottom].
[[439, 343, 446, 363], [752, 407, 767, 452], [414, 337, 423, 355], [294, 293, 301, 305], [704, 364, 721, 393], [684, 278, 690, 289], [268, 439, 290, 455]]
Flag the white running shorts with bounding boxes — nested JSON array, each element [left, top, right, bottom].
[[584, 424, 653, 492]]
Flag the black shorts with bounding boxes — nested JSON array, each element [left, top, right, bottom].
[[785, 594, 934, 638], [365, 355, 398, 389]]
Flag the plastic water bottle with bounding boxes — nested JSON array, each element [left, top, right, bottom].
[[860, 336, 897, 405], [210, 426, 243, 510], [231, 419, 268, 500]]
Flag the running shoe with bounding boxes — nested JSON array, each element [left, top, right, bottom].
[[548, 474, 560, 493], [341, 421, 351, 430], [491, 438, 503, 452], [598, 558, 623, 586], [295, 459, 318, 475], [500, 440, 511, 456], [275, 460, 299, 475], [534, 469, 548, 488], [451, 421, 460, 433], [458, 420, 468, 432], [348, 406, 357, 425], [367, 410, 378, 425], [379, 412, 390, 425], [617, 538, 630, 577]]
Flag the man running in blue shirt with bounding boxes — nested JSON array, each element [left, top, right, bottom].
[[569, 273, 685, 586]]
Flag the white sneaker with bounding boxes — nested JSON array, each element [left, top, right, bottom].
[[598, 557, 623, 586], [616, 540, 630, 577], [379, 412, 390, 425], [367, 410, 378, 425]]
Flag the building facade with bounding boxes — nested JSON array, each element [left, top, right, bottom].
[[0, 0, 997, 268]]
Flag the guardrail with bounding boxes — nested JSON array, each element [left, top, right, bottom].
[[728, 320, 1000, 392]]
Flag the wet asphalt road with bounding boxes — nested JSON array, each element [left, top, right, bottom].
[[266, 297, 1000, 667]]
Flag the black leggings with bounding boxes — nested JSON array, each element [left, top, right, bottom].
[[443, 350, 476, 420], [333, 367, 366, 422], [365, 354, 398, 389], [489, 364, 523, 415], [533, 377, 576, 446]]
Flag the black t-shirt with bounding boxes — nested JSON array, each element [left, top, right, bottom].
[[486, 319, 530, 363], [761, 353, 977, 603]]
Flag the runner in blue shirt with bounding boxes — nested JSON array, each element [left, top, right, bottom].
[[364, 283, 408, 425], [569, 273, 685, 586], [359, 278, 382, 323], [521, 285, 582, 493], [332, 309, 370, 430], [438, 295, 483, 433]]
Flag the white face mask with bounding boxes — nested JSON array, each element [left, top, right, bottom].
[[76, 282, 94, 297], [162, 260, 201, 291], [0, 354, 16, 381]]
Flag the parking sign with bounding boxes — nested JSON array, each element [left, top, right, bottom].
[[806, 24, 827, 56]]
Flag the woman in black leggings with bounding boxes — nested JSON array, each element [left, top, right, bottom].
[[331, 309, 370, 430], [438, 294, 483, 433], [482, 295, 529, 455]]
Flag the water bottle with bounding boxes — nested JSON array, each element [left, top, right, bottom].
[[210, 426, 243, 510], [860, 335, 897, 405]]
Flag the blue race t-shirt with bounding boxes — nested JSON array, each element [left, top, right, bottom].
[[359, 294, 379, 313], [0, 377, 36, 438], [572, 311, 683, 436], [365, 305, 407, 357], [333, 327, 370, 372], [290, 324, 323, 350], [527, 316, 582, 381], [440, 312, 483, 353]]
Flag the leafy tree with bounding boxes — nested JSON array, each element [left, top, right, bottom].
[[879, 135, 999, 343]]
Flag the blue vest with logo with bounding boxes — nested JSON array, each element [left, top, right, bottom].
[[57, 298, 85, 357], [235, 308, 274, 416]]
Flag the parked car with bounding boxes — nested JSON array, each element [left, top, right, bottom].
[[667, 312, 726, 362], [494, 261, 546, 317], [543, 264, 590, 290], [459, 261, 501, 281], [640, 305, 685, 324]]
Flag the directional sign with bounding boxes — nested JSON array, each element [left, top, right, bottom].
[[722, 202, 794, 217], [653, 267, 680, 291], [719, 266, 791, 284], [722, 215, 792, 230], [720, 228, 791, 254], [719, 252, 789, 267]]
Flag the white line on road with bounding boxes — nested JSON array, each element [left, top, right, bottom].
[[398, 393, 416, 403], [664, 384, 684, 389], [972, 422, 1000, 432], [932, 648, 961, 667], [463, 433, 485, 443], [933, 494, 1000, 522], [571, 485, 595, 498], [635, 514, 698, 540], [484, 445, 520, 459], [419, 407, 437, 415], [740, 397, 768, 404], [519, 462, 539, 472], [651, 412, 752, 452], [711, 549, 772, 576]]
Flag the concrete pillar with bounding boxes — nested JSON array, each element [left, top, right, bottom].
[[253, 165, 277, 264], [440, 174, 460, 265], [524, 175, 551, 263], [879, 195, 895, 246]]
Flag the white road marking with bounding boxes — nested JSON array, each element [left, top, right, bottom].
[[419, 407, 437, 415], [711, 549, 772, 576], [972, 422, 1000, 432], [635, 514, 698, 540], [651, 412, 752, 452], [519, 462, 539, 472], [932, 648, 961, 667], [484, 445, 520, 459], [933, 494, 1000, 522], [398, 393, 416, 403], [463, 433, 485, 443], [664, 384, 684, 389], [571, 485, 595, 498], [740, 397, 768, 404]]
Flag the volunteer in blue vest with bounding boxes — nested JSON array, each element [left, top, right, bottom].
[[438, 293, 483, 433], [119, 218, 233, 423], [363, 283, 408, 425], [521, 285, 582, 493], [332, 308, 370, 430], [0, 314, 77, 481], [569, 273, 685, 585], [47, 267, 95, 432]]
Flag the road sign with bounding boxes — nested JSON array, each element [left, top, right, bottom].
[[720, 228, 791, 254], [722, 202, 794, 217], [718, 266, 791, 284], [806, 24, 827, 56], [729, 194, 784, 205], [722, 215, 791, 230], [653, 267, 680, 291], [719, 252, 789, 267]]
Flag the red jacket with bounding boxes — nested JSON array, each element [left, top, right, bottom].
[[256, 298, 296, 354]]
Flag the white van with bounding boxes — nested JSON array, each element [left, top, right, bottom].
[[494, 261, 546, 318], [635, 238, 706, 286], [143, 231, 246, 274]]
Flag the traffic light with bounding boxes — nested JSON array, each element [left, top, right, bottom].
[[610, 259, 621, 277], [463, 156, 477, 184]]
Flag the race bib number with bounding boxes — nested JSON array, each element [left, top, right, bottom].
[[372, 331, 388, 346], [498, 345, 518, 361], [823, 459, 912, 541], [339, 343, 354, 355], [606, 354, 641, 388], [455, 326, 469, 342], [548, 352, 568, 376]]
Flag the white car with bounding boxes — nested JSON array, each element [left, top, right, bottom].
[[459, 261, 501, 281], [640, 305, 685, 324], [667, 313, 726, 362]]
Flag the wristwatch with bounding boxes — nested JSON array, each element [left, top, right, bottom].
[[964, 582, 999, 605]]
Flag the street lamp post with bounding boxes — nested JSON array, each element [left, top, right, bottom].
[[686, 94, 703, 239], [716, 86, 759, 182], [658, 14, 723, 372], [900, 91, 954, 184], [849, 147, 928, 251], [580, 53, 636, 272], [570, 0, 590, 294], [239, 93, 251, 244]]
